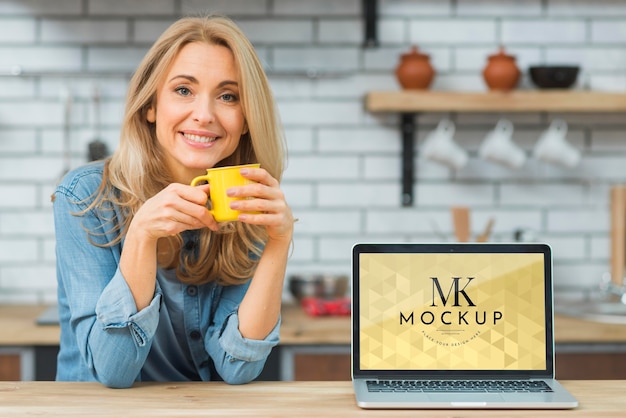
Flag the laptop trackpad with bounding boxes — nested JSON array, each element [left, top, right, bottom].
[[427, 393, 505, 404]]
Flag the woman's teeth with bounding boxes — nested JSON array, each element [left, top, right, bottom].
[[184, 133, 217, 143]]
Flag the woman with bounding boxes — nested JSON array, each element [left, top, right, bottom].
[[52, 15, 293, 388]]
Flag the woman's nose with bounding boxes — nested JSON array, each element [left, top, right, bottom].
[[192, 98, 216, 124]]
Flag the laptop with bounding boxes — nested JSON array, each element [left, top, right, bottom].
[[351, 242, 578, 409]]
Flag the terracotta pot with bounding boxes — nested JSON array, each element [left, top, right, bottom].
[[395, 46, 435, 90], [482, 47, 520, 91]]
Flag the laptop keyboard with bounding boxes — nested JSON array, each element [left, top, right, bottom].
[[367, 380, 553, 393]]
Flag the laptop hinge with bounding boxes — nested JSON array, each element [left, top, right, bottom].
[[368, 374, 546, 381]]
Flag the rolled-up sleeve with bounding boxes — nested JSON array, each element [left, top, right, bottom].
[[96, 272, 161, 347], [85, 269, 162, 388], [54, 166, 162, 388], [218, 313, 280, 362], [206, 284, 280, 384]]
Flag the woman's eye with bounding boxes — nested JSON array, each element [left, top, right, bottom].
[[175, 86, 191, 96], [221, 93, 238, 102]]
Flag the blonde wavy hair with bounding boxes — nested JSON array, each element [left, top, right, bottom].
[[86, 15, 286, 285]]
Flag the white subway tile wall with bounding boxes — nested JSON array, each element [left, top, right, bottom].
[[0, 0, 625, 303]]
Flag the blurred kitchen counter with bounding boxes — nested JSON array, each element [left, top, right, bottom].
[[0, 305, 59, 346], [3, 303, 625, 347], [280, 303, 626, 345], [3, 304, 626, 381]]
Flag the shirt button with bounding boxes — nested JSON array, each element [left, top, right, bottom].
[[186, 286, 198, 296], [190, 330, 202, 340]]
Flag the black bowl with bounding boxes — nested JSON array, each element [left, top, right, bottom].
[[529, 66, 580, 89]]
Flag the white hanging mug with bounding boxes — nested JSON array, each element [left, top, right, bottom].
[[533, 119, 581, 168], [421, 119, 468, 170], [479, 119, 526, 169]]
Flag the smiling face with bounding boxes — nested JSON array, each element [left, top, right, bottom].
[[147, 41, 246, 184]]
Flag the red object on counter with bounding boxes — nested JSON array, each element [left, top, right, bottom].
[[300, 297, 351, 316]]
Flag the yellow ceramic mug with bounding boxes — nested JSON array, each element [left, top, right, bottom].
[[190, 163, 260, 222]]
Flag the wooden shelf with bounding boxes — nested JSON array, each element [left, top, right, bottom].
[[366, 90, 626, 113]]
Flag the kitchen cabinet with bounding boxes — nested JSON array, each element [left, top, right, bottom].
[[0, 347, 37, 381], [279, 305, 351, 381], [556, 352, 626, 380], [282, 350, 626, 381], [284, 347, 351, 381], [0, 351, 21, 380], [365, 90, 626, 206], [0, 305, 59, 381]]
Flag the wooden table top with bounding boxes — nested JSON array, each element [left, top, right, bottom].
[[2, 303, 626, 347], [0, 380, 621, 417]]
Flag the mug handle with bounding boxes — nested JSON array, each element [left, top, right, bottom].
[[495, 118, 514, 135], [190, 174, 210, 187], [436, 118, 456, 136], [548, 119, 568, 136], [189, 174, 216, 216]]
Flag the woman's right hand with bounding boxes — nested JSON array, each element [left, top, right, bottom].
[[120, 183, 217, 310], [131, 183, 219, 241]]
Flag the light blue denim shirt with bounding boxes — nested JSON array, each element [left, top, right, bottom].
[[53, 161, 280, 388]]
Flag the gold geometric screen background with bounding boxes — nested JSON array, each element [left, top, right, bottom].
[[359, 253, 546, 370]]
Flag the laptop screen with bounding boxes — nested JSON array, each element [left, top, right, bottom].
[[353, 243, 553, 376]]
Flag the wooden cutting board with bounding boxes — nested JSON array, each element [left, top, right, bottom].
[[451, 206, 470, 242], [611, 186, 626, 286]]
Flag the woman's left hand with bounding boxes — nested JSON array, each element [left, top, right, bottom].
[[227, 166, 294, 243]]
